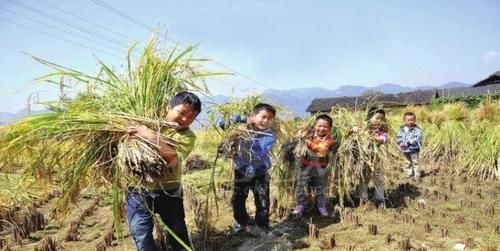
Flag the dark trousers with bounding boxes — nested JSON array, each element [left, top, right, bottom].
[[126, 188, 191, 251], [295, 165, 327, 208], [231, 170, 270, 229]]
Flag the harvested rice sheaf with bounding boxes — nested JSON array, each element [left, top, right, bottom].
[[0, 36, 211, 219], [455, 124, 500, 180], [422, 120, 471, 165], [332, 108, 389, 204]]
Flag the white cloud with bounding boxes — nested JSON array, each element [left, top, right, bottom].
[[482, 50, 500, 64]]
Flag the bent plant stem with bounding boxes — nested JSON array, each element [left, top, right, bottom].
[[202, 148, 221, 247], [152, 211, 193, 251]]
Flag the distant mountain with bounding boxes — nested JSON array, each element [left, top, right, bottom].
[[370, 83, 414, 94], [418, 82, 469, 90], [438, 82, 470, 89], [0, 112, 14, 125], [0, 109, 48, 125]]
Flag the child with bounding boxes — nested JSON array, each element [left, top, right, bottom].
[[126, 91, 201, 251], [396, 112, 423, 181], [352, 108, 388, 208], [293, 114, 335, 216], [231, 103, 276, 236]]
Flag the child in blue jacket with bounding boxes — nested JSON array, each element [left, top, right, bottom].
[[231, 103, 276, 236], [396, 112, 423, 181]]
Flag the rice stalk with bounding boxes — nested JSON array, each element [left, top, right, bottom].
[[455, 124, 499, 180], [332, 108, 389, 205], [273, 118, 313, 212], [421, 120, 471, 166], [0, 36, 212, 224]]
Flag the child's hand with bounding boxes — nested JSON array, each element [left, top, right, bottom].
[[305, 138, 313, 146], [237, 123, 249, 131], [127, 125, 157, 143], [350, 126, 361, 133]]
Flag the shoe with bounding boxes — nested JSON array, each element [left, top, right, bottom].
[[233, 223, 246, 234], [267, 228, 283, 237], [318, 207, 328, 216], [359, 198, 370, 206], [293, 205, 304, 215], [375, 199, 386, 209]]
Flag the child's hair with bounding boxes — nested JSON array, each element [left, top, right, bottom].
[[315, 114, 333, 128], [169, 91, 202, 115], [251, 103, 276, 117], [403, 112, 416, 119], [367, 107, 386, 120]]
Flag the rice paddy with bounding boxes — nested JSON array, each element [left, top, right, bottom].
[[0, 39, 499, 250]]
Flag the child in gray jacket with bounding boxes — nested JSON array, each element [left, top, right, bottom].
[[396, 112, 423, 181]]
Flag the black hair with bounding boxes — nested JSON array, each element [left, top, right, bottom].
[[367, 107, 386, 120], [169, 91, 202, 115], [315, 114, 333, 128], [403, 112, 416, 119], [251, 103, 276, 117]]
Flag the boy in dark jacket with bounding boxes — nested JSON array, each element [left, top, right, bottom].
[[231, 103, 276, 236]]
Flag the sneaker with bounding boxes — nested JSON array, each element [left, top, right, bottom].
[[233, 223, 246, 234], [375, 199, 386, 209], [318, 207, 328, 216], [292, 205, 304, 215]]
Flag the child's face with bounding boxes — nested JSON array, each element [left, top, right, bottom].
[[250, 110, 274, 130], [368, 112, 385, 130], [369, 112, 385, 124], [314, 119, 331, 137], [404, 115, 416, 127], [165, 103, 197, 129]]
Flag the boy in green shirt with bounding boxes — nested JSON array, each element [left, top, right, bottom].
[[126, 91, 200, 251]]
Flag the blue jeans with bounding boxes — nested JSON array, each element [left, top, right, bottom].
[[126, 188, 191, 251]]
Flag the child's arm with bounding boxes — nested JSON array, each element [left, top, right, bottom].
[[127, 125, 178, 166], [395, 127, 405, 146], [413, 127, 423, 147]]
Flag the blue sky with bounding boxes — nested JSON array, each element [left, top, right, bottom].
[[1, 0, 500, 113]]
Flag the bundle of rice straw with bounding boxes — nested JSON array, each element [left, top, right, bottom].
[[332, 108, 389, 204], [0, 37, 213, 215]]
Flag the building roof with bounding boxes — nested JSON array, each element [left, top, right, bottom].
[[473, 70, 500, 87], [437, 83, 500, 98], [306, 82, 500, 113], [306, 90, 437, 113]]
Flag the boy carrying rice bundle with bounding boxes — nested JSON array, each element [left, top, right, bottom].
[[227, 103, 277, 237], [0, 38, 212, 251], [126, 92, 201, 251], [292, 114, 336, 216]]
